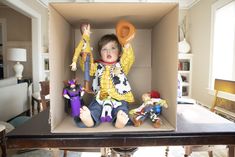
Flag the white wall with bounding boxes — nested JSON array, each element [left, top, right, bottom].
[[0, 5, 32, 78], [188, 0, 217, 107], [22, 0, 49, 49], [3, 0, 49, 91]]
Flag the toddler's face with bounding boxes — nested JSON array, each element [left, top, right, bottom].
[[100, 41, 119, 63]]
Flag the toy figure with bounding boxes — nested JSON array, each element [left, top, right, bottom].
[[74, 23, 135, 128], [129, 91, 168, 128], [63, 79, 84, 117], [96, 91, 122, 122], [70, 23, 93, 93]]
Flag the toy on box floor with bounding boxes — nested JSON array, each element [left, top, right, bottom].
[[63, 79, 84, 117], [129, 90, 168, 128], [95, 91, 123, 122]]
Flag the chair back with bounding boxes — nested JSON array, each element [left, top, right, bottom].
[[211, 79, 235, 112], [40, 81, 50, 111], [40, 81, 50, 96]]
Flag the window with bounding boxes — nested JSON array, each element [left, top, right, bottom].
[[210, 0, 235, 89]]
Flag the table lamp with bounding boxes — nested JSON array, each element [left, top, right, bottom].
[[7, 48, 27, 79]]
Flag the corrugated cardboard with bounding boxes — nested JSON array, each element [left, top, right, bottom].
[[49, 2, 178, 133]]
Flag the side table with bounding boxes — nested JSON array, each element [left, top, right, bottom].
[[17, 77, 32, 86]]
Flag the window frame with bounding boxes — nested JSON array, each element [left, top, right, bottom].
[[209, 0, 235, 90]]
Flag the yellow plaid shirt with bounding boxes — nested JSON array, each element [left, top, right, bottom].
[[78, 38, 135, 103], [72, 34, 93, 64]]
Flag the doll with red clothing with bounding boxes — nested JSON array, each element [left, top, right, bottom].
[[129, 90, 168, 128]]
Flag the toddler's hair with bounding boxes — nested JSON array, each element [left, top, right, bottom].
[[98, 34, 122, 55]]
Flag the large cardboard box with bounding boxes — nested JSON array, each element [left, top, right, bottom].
[[49, 2, 178, 133]]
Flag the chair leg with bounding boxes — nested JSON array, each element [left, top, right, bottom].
[[37, 102, 41, 114], [208, 151, 213, 157], [228, 145, 235, 157], [63, 150, 67, 157], [32, 97, 35, 115], [101, 147, 111, 157], [165, 146, 169, 157], [1, 130, 7, 157], [184, 146, 193, 157]]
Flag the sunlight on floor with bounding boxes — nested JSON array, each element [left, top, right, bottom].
[[4, 146, 227, 157], [81, 152, 101, 157]]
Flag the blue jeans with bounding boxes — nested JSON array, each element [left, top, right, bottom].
[[74, 99, 131, 128]]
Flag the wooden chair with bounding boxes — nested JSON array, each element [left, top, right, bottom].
[[39, 81, 50, 111], [31, 81, 50, 115], [210, 79, 235, 115], [183, 79, 235, 157]]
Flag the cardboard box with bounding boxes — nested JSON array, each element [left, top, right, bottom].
[[49, 2, 178, 133]]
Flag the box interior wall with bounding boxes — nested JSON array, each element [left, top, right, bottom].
[[49, 3, 178, 133]]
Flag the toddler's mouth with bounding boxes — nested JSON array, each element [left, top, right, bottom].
[[107, 55, 112, 59]]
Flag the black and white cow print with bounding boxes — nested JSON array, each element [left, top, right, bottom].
[[92, 62, 131, 95]]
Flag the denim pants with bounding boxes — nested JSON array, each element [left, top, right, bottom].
[[74, 99, 131, 128]]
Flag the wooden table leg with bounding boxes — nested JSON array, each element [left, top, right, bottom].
[[228, 145, 235, 157], [32, 96, 35, 115], [0, 128, 6, 157]]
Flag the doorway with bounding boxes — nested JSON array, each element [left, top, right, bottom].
[[0, 19, 6, 79]]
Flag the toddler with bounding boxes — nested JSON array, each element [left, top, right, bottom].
[[73, 33, 135, 129]]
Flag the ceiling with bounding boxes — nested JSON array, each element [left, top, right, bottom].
[[38, 0, 201, 9], [51, 3, 177, 28], [179, 0, 200, 9]]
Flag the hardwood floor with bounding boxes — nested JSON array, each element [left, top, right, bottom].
[[4, 146, 228, 157]]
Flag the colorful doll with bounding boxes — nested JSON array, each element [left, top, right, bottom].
[[129, 91, 168, 128], [95, 91, 122, 122], [70, 23, 94, 93], [63, 79, 84, 117]]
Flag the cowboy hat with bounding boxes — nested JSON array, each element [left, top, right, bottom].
[[116, 20, 136, 46]]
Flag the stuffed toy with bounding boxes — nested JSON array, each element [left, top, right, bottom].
[[63, 79, 84, 117], [129, 91, 168, 128]]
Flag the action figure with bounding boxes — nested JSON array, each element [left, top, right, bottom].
[[63, 79, 84, 117], [129, 91, 168, 128], [70, 23, 93, 93], [95, 91, 122, 122]]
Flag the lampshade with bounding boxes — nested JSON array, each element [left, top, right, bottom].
[[7, 48, 27, 62], [7, 48, 27, 79]]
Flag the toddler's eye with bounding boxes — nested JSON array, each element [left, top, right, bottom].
[[112, 47, 117, 51], [101, 48, 108, 53]]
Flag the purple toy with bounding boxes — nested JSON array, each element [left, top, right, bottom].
[[63, 80, 83, 117]]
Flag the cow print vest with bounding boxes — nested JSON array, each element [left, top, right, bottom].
[[92, 62, 132, 95]]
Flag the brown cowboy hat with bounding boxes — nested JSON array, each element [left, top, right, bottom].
[[116, 20, 136, 46]]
